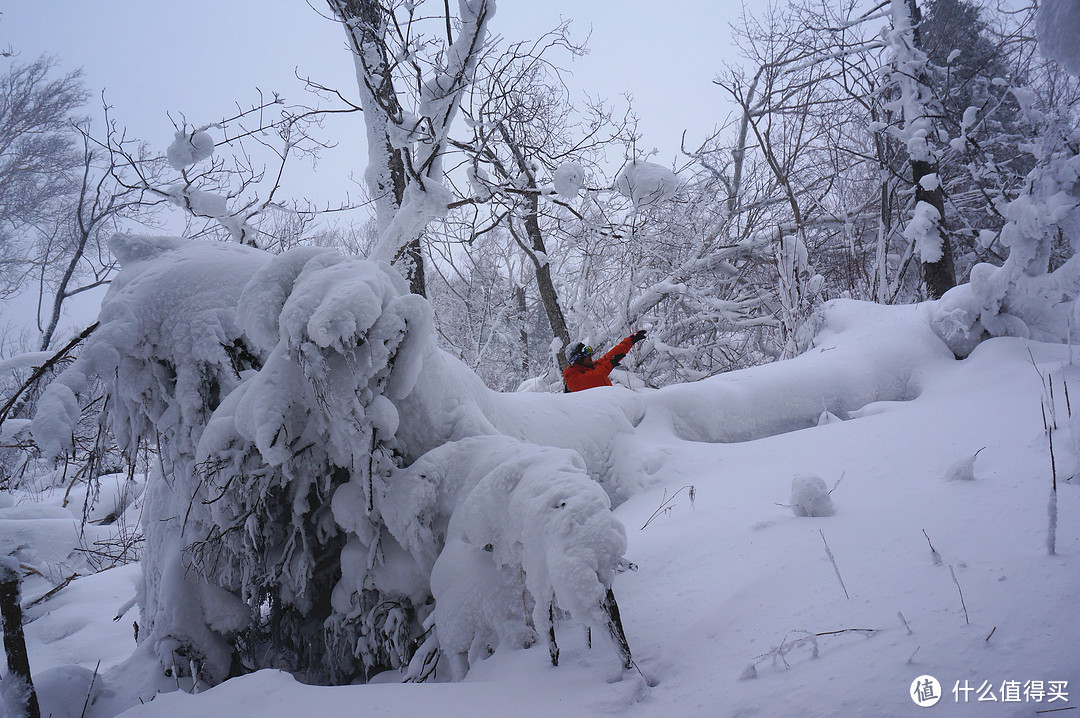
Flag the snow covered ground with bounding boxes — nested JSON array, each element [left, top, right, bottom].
[[5, 299, 1080, 717]]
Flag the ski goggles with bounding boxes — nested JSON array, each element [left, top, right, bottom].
[[569, 345, 593, 363]]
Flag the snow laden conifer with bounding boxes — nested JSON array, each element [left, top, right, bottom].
[[29, 235, 634, 686]]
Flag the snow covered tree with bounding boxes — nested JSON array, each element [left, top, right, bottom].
[[444, 25, 639, 374], [29, 234, 638, 685], [929, 3, 1080, 355], [0, 56, 87, 299], [885, 0, 957, 299], [328, 0, 495, 297]]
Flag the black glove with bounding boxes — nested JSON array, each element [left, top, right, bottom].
[[610, 352, 626, 367], [631, 330, 647, 344]]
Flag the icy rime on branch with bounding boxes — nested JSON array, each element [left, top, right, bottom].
[[29, 235, 632, 685]]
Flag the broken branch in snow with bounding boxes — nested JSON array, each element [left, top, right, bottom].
[[740, 627, 877, 679], [0, 322, 99, 426]]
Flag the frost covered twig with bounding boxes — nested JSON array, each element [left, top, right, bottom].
[[897, 610, 913, 635], [1048, 413, 1059, 556], [740, 627, 876, 679], [819, 530, 850, 599], [640, 485, 696, 530]]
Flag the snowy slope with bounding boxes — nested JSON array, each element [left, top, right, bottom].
[[6, 300, 1080, 718]]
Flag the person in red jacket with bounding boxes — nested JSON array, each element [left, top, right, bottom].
[[563, 330, 647, 392]]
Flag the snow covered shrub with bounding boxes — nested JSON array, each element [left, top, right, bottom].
[[788, 474, 835, 517], [30, 235, 633, 687], [930, 105, 1080, 356]]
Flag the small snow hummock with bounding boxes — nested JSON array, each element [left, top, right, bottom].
[[788, 474, 836, 517], [166, 129, 215, 171], [944, 449, 984, 482]]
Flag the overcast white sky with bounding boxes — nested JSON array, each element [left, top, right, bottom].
[[3, 0, 741, 205]]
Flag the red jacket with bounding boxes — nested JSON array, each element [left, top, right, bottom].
[[563, 335, 636, 392]]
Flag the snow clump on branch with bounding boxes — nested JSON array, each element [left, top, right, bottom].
[[615, 161, 679, 210], [166, 129, 215, 171], [552, 162, 586, 198]]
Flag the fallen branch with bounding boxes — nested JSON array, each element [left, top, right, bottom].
[[23, 572, 79, 610], [740, 627, 877, 679], [0, 322, 98, 426]]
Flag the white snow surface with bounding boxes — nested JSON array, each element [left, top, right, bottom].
[[13, 241, 1080, 717]]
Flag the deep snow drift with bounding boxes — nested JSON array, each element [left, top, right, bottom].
[[5, 288, 1079, 717]]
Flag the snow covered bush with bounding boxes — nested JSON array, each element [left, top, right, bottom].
[[930, 111, 1080, 356], [29, 234, 635, 687]]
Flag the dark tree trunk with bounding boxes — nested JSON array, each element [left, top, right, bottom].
[[906, 0, 956, 299], [520, 194, 571, 369], [1, 564, 41, 718], [912, 158, 956, 299], [496, 123, 572, 369], [514, 284, 529, 375]]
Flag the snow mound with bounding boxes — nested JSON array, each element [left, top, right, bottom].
[[788, 474, 835, 517]]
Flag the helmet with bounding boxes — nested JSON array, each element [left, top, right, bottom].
[[568, 342, 593, 364]]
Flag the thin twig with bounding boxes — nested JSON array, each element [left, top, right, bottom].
[[985, 626, 996, 642], [948, 564, 969, 625], [922, 529, 942, 566], [897, 611, 913, 635], [640, 485, 696, 530], [819, 530, 850, 599], [80, 660, 101, 718]]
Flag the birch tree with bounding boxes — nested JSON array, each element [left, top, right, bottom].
[[328, 0, 495, 296]]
